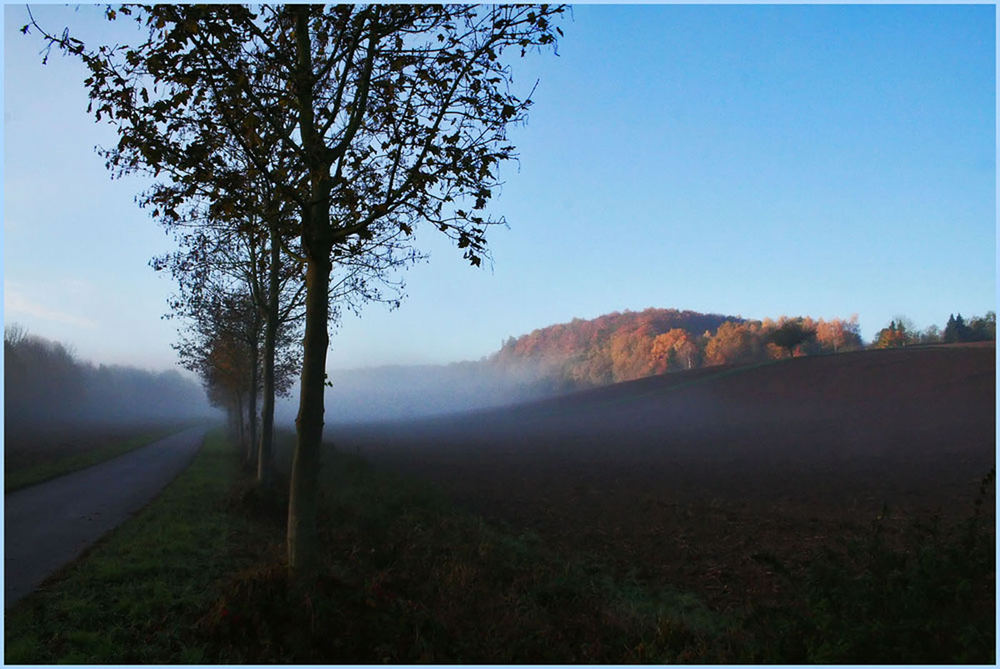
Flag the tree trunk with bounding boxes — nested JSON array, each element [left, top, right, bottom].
[[257, 222, 281, 489], [247, 313, 261, 469], [287, 237, 331, 580], [287, 3, 334, 583], [235, 393, 246, 454]]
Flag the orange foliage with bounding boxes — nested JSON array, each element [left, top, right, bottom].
[[494, 308, 864, 391], [704, 321, 765, 367], [651, 328, 699, 372], [814, 315, 862, 352]]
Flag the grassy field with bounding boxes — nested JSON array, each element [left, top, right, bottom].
[[4, 422, 198, 492], [6, 425, 993, 664]]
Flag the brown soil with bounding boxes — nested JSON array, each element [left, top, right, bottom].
[[332, 343, 995, 611]]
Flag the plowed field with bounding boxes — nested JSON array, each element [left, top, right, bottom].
[[333, 343, 995, 610]]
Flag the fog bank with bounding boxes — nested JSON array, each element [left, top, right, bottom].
[[5, 329, 218, 437], [275, 359, 557, 426]]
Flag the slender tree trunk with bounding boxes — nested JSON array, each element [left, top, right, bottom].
[[235, 394, 246, 455], [288, 234, 331, 580], [247, 314, 261, 469], [228, 405, 238, 447], [258, 222, 281, 488], [287, 3, 335, 582]]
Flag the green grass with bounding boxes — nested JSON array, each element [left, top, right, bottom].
[[4, 423, 198, 493], [4, 428, 257, 664]]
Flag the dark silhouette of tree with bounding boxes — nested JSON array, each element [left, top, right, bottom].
[[944, 314, 972, 343], [147, 146, 307, 481], [139, 85, 419, 487], [26, 4, 564, 579], [275, 5, 564, 578], [767, 318, 817, 358], [943, 312, 993, 343], [152, 180, 307, 481], [944, 315, 957, 342]]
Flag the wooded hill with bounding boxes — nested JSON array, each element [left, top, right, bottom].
[[491, 308, 863, 392], [4, 326, 215, 436]]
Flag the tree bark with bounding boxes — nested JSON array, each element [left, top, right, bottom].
[[287, 4, 332, 581], [235, 393, 246, 454], [287, 227, 331, 580], [247, 320, 260, 469], [257, 222, 281, 489], [286, 3, 378, 581]]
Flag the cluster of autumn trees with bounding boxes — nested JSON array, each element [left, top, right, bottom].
[[493, 308, 863, 390], [4, 325, 212, 437], [496, 307, 997, 391], [27, 4, 563, 577]]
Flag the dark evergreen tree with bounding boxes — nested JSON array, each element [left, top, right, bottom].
[[955, 314, 971, 342], [944, 314, 958, 343]]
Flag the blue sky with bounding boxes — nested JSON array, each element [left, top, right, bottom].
[[3, 4, 996, 372]]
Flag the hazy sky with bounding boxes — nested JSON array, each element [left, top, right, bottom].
[[3, 4, 995, 372]]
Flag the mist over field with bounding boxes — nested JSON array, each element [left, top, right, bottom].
[[275, 359, 556, 426], [271, 307, 997, 427]]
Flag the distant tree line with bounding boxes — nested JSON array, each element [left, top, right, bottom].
[[4, 324, 214, 437], [873, 312, 995, 348], [492, 308, 863, 391], [496, 307, 996, 393]]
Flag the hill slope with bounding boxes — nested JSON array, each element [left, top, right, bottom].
[[335, 343, 995, 613], [343, 343, 993, 475]]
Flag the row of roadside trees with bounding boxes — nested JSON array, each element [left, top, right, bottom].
[[27, 4, 564, 580]]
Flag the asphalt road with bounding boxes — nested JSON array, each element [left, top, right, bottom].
[[4, 425, 209, 608]]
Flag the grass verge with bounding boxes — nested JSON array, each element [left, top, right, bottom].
[[4, 423, 199, 493], [3, 428, 258, 664]]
